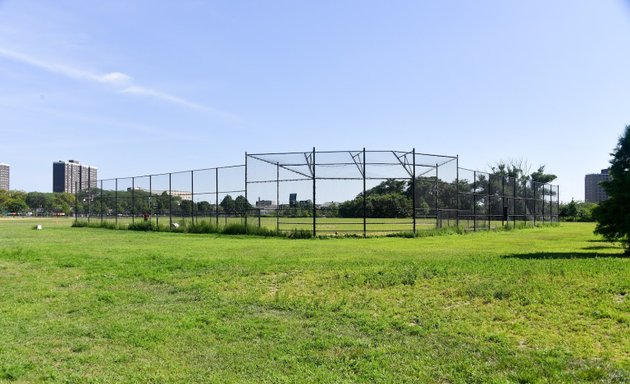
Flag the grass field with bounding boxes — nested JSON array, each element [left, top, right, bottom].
[[0, 219, 628, 383]]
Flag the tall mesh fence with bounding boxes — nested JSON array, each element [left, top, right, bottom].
[[75, 165, 245, 227], [77, 148, 559, 235]]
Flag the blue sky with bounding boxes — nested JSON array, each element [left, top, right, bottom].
[[1, 0, 629, 202]]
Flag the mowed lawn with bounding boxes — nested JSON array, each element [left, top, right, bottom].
[[0, 220, 628, 383]]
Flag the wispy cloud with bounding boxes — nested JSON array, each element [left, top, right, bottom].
[[120, 86, 207, 111], [0, 47, 234, 117]]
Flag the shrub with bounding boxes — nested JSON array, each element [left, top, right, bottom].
[[286, 228, 313, 239], [128, 221, 156, 231], [186, 220, 219, 234], [221, 223, 248, 235]]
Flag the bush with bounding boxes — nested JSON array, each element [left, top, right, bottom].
[[244, 225, 278, 237], [128, 221, 157, 231], [385, 231, 416, 238], [220, 223, 278, 237], [221, 223, 248, 235], [186, 220, 219, 234], [286, 229, 313, 239], [72, 220, 119, 230]]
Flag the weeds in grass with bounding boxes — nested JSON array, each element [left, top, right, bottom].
[[185, 220, 219, 234], [72, 221, 119, 230], [128, 221, 158, 232], [287, 229, 313, 239], [72, 219, 559, 239], [386, 226, 465, 238]]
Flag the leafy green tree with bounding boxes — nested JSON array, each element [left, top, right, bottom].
[[52, 193, 75, 215], [593, 125, 630, 253], [26, 192, 49, 211], [220, 195, 235, 215], [366, 179, 407, 196], [560, 201, 596, 222], [0, 190, 10, 212], [234, 195, 251, 216], [7, 198, 28, 214], [531, 166, 557, 183], [197, 201, 212, 215], [560, 200, 579, 221], [179, 200, 194, 217]]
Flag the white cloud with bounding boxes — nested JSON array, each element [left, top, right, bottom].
[[0, 46, 100, 82], [0, 47, 229, 116], [99, 71, 132, 86], [121, 85, 207, 111]]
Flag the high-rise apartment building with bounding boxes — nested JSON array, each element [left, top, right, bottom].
[[53, 160, 97, 194], [585, 169, 610, 203], [0, 163, 9, 191]]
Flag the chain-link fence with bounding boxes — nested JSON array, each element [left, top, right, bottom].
[[74, 165, 245, 228], [75, 148, 559, 236], [457, 168, 559, 231]]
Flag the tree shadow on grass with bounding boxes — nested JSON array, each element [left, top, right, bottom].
[[503, 252, 629, 260], [582, 245, 621, 251]]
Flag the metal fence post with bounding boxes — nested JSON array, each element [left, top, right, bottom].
[[132, 177, 135, 224], [435, 163, 439, 228], [312, 147, 316, 238], [412, 148, 416, 234], [542, 185, 546, 224], [363, 147, 367, 238], [100, 180, 103, 224], [150, 175, 155, 226], [532, 181, 538, 227], [215, 168, 219, 227], [456, 155, 459, 228], [245, 153, 248, 228], [473, 171, 477, 232], [191, 170, 195, 222], [276, 162, 280, 233], [501, 175, 508, 226], [115, 178, 118, 226], [169, 173, 173, 229]]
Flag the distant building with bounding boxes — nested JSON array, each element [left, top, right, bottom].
[[0, 163, 9, 191], [53, 160, 97, 194], [256, 199, 274, 208], [150, 189, 192, 200], [289, 193, 297, 207], [585, 169, 610, 203]]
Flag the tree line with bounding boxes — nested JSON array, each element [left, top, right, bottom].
[[0, 190, 76, 215]]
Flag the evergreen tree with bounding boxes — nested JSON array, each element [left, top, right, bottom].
[[593, 125, 630, 253]]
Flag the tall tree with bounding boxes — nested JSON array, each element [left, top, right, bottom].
[[593, 125, 630, 253], [220, 195, 235, 215], [530, 166, 557, 183], [234, 195, 251, 216]]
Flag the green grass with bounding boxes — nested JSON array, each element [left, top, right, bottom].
[[0, 218, 628, 383]]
